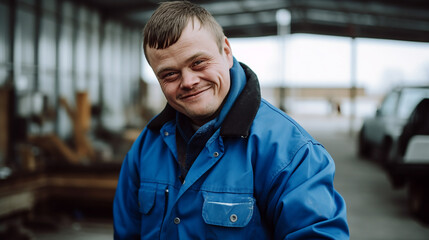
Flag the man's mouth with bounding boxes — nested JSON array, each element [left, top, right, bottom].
[[179, 87, 210, 100]]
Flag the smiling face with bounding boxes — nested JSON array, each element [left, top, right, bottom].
[[146, 19, 234, 126]]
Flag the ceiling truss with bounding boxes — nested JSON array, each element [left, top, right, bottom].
[[78, 0, 429, 42]]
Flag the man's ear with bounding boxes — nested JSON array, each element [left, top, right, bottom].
[[223, 37, 234, 68]]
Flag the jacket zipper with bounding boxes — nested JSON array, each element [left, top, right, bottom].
[[164, 187, 169, 217], [159, 186, 169, 238]]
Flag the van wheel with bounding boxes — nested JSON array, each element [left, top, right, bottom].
[[358, 128, 371, 158], [408, 182, 429, 222], [377, 138, 392, 166]]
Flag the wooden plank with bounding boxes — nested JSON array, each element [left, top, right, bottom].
[[0, 172, 119, 218], [28, 134, 80, 164], [76, 91, 91, 132], [0, 191, 35, 217], [0, 88, 9, 159], [47, 176, 118, 189]]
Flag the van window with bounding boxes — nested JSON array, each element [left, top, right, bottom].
[[397, 88, 429, 119], [380, 91, 399, 116]]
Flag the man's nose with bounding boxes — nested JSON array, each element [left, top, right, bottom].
[[180, 70, 199, 89]]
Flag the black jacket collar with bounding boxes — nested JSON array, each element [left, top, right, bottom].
[[147, 63, 261, 138]]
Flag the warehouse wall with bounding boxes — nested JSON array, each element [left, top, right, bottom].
[[0, 0, 142, 166]]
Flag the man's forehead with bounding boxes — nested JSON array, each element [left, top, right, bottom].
[[146, 20, 214, 65], [188, 17, 203, 30]]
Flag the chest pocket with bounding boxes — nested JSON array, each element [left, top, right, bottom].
[[202, 192, 255, 228]]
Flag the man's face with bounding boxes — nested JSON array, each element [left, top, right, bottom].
[[146, 20, 233, 126]]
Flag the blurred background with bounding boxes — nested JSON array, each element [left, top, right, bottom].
[[0, 0, 429, 239]]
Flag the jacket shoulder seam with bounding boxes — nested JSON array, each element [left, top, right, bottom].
[[259, 99, 310, 140]]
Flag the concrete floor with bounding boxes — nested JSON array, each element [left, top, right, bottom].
[[32, 115, 429, 239]]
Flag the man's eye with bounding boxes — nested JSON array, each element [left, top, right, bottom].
[[192, 60, 206, 67], [162, 72, 178, 81]]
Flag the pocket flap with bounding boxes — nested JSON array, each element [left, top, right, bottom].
[[138, 186, 156, 214], [202, 193, 254, 228]]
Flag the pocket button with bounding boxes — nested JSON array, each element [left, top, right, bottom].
[[174, 217, 181, 224], [230, 214, 238, 223]]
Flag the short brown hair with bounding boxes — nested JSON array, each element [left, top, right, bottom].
[[143, 1, 224, 59]]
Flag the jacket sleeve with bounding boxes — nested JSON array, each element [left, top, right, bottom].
[[260, 142, 349, 239], [113, 153, 141, 239]]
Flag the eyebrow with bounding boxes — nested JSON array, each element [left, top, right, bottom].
[[155, 52, 207, 78]]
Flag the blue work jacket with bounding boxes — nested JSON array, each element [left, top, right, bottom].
[[113, 63, 349, 239]]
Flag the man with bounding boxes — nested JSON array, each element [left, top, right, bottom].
[[113, 1, 349, 239]]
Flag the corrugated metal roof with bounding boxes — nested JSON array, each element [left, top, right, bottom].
[[76, 0, 429, 42]]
